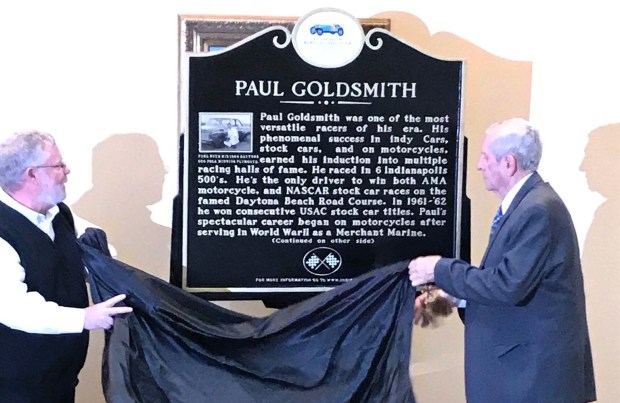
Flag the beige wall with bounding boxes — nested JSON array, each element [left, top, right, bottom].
[[0, 2, 617, 402]]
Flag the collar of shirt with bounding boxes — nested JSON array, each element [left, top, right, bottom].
[[501, 172, 534, 214], [0, 187, 59, 239]]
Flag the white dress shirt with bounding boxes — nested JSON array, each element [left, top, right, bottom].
[[0, 188, 85, 334]]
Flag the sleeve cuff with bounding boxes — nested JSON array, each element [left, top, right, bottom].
[[57, 306, 86, 333]]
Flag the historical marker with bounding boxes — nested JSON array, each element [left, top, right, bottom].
[[176, 8, 466, 301]]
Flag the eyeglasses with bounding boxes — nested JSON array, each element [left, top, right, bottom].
[[33, 162, 67, 170]]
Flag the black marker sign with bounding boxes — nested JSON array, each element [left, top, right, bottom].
[[180, 11, 464, 298]]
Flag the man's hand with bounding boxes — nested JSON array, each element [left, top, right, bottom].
[[408, 255, 441, 286], [84, 294, 133, 330]]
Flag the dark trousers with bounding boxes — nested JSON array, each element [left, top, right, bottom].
[[0, 377, 77, 403]]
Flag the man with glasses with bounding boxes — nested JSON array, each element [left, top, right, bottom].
[[0, 130, 132, 403]]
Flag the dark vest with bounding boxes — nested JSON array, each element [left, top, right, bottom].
[[0, 201, 89, 384]]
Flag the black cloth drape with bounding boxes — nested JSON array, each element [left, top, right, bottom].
[[78, 228, 416, 403]]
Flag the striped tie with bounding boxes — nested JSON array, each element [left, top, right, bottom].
[[490, 207, 503, 237]]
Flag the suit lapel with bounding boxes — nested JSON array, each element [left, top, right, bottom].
[[480, 172, 544, 265]]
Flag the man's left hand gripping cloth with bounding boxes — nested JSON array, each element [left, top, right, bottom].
[[78, 228, 416, 403]]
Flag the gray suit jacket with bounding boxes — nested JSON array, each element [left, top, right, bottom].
[[435, 172, 596, 403]]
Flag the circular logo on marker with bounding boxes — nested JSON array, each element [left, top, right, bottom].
[[292, 8, 364, 69], [303, 247, 342, 276]]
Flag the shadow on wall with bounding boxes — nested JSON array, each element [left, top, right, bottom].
[[72, 132, 171, 277], [580, 123, 620, 403], [71, 133, 171, 403]]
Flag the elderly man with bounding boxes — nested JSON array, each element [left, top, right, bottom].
[[0, 130, 132, 403], [409, 118, 596, 403]]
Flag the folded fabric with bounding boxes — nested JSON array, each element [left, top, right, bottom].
[[78, 228, 416, 403]]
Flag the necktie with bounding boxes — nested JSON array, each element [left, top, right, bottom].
[[490, 207, 503, 237]]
